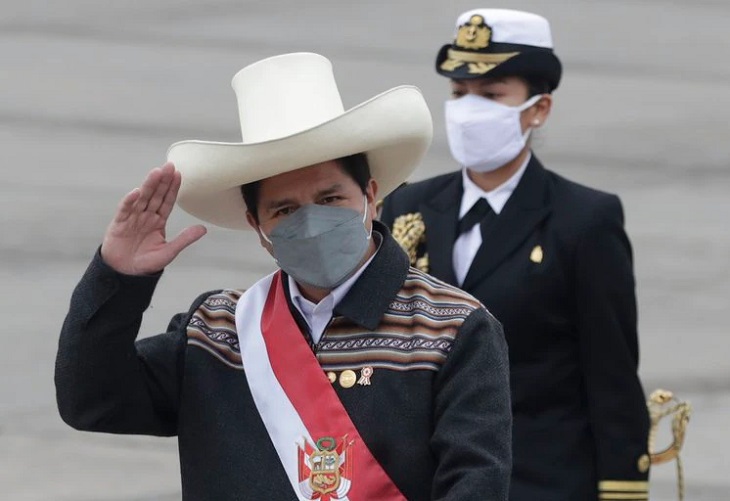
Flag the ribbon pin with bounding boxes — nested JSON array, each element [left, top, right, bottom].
[[357, 366, 374, 386]]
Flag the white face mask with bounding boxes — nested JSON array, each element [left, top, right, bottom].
[[445, 94, 542, 173]]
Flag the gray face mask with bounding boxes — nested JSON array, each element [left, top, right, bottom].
[[260, 197, 372, 290]]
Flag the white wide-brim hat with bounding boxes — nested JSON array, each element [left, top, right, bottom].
[[167, 52, 433, 230]]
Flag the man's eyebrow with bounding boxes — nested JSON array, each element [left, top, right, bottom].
[[264, 183, 346, 211], [314, 184, 344, 198], [265, 197, 298, 211]]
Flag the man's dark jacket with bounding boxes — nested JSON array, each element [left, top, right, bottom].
[[380, 157, 651, 501], [55, 223, 512, 500]]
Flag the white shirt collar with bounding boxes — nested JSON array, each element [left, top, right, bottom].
[[459, 153, 531, 217], [288, 231, 382, 344]]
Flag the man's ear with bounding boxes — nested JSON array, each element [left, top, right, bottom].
[[245, 211, 259, 231], [365, 178, 379, 217], [246, 211, 272, 251], [366, 178, 379, 204]]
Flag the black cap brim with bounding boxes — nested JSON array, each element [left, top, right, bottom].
[[435, 44, 562, 91]]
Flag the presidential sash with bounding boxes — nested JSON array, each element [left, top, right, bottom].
[[235, 271, 406, 501]]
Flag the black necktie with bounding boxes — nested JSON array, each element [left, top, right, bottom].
[[457, 198, 493, 235]]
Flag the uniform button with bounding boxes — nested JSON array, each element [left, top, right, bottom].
[[637, 454, 650, 473], [339, 370, 357, 388], [326, 372, 336, 384]]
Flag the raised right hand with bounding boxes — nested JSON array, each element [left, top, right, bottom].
[[100, 162, 207, 275]]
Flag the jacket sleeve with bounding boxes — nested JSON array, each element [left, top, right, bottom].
[[575, 195, 651, 500], [54, 250, 212, 436], [430, 307, 512, 500]]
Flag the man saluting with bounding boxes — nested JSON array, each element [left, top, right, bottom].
[[55, 52, 512, 500]]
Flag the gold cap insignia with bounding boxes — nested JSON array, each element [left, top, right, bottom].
[[440, 58, 464, 73], [455, 15, 492, 50], [530, 245, 543, 263]]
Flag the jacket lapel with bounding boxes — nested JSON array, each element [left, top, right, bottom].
[[461, 156, 552, 291], [419, 173, 462, 285]]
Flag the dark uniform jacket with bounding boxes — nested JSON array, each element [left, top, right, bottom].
[[55, 222, 512, 501], [380, 157, 651, 501]]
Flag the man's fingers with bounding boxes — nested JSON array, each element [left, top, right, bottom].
[[157, 169, 182, 220], [166, 225, 208, 259], [146, 163, 176, 215], [114, 188, 141, 223], [134, 166, 166, 212]]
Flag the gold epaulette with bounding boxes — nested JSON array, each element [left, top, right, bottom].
[[391, 212, 429, 272]]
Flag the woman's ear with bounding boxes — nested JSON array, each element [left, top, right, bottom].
[[531, 94, 553, 127]]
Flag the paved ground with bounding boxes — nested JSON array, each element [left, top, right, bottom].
[[1, 0, 728, 499]]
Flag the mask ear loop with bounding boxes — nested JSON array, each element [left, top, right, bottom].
[[517, 94, 544, 143], [259, 226, 273, 245], [258, 225, 281, 266], [362, 195, 373, 240], [517, 94, 544, 112]]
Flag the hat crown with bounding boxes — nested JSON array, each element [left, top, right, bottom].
[[169, 52, 432, 230], [231, 53, 345, 144], [454, 9, 553, 49]]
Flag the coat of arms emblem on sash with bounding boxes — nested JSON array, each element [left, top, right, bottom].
[[298, 436, 353, 500]]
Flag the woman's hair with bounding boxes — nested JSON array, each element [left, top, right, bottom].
[[525, 76, 553, 97]]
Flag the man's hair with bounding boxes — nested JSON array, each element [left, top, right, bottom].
[[241, 152, 371, 223]]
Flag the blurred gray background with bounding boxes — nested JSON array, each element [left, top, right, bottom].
[[1, 0, 728, 499]]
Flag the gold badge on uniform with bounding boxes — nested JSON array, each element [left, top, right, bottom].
[[391, 212, 429, 272], [339, 370, 357, 388], [530, 245, 543, 263], [297, 436, 353, 498]]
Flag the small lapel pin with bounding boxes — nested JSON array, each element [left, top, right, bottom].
[[530, 245, 543, 263], [358, 366, 374, 386]]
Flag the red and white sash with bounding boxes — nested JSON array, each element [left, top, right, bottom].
[[235, 271, 406, 501]]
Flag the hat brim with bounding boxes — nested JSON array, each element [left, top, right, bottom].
[[435, 44, 562, 91], [168, 86, 432, 230]]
